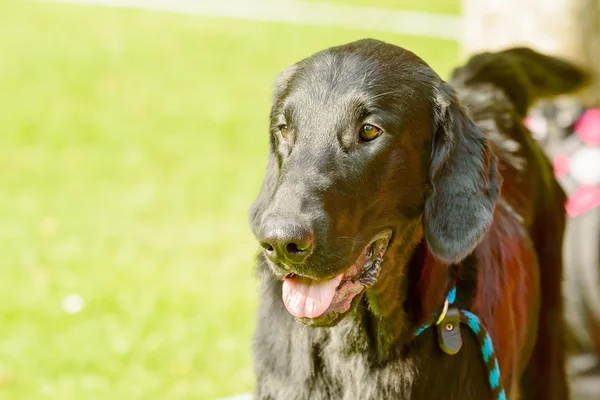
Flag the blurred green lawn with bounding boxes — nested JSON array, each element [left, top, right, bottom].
[[0, 1, 458, 398]]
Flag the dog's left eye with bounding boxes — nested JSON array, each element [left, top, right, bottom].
[[359, 124, 384, 142]]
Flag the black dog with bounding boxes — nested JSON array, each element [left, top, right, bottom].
[[249, 39, 587, 399]]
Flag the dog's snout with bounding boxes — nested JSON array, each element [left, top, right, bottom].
[[259, 217, 315, 264]]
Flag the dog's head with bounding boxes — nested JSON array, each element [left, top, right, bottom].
[[249, 39, 500, 326]]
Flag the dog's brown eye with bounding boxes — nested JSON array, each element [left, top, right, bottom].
[[278, 124, 289, 138], [359, 124, 383, 142]]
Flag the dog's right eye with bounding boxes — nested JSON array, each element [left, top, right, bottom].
[[277, 124, 289, 139]]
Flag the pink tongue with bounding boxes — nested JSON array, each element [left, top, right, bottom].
[[282, 274, 343, 319]]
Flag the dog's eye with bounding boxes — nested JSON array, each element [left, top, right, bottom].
[[277, 124, 289, 138], [359, 124, 383, 142]]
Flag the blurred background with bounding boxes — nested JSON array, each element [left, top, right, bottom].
[[0, 0, 598, 399]]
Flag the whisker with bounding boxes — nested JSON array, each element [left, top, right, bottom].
[[334, 236, 356, 241], [333, 236, 376, 247]]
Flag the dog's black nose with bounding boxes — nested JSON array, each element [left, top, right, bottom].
[[258, 218, 315, 264]]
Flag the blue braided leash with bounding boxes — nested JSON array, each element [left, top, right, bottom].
[[415, 287, 507, 400]]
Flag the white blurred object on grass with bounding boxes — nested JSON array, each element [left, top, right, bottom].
[[61, 293, 85, 314]]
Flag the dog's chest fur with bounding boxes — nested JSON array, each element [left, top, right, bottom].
[[254, 311, 418, 400], [253, 277, 493, 400]]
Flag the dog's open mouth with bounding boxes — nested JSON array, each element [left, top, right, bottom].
[[281, 230, 392, 324]]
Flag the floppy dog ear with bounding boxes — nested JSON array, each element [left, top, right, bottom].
[[423, 83, 501, 264], [248, 65, 298, 236]]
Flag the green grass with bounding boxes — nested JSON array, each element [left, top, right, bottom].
[[0, 1, 457, 398]]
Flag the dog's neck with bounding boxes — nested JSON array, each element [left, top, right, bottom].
[[362, 223, 451, 361]]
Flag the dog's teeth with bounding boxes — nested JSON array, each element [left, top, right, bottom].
[[359, 257, 383, 287]]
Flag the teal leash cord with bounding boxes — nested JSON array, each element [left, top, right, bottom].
[[415, 287, 507, 400]]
